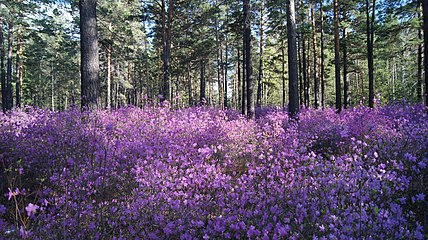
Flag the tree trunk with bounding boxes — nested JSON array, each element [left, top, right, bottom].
[[215, 5, 223, 109], [287, 0, 299, 116], [6, 21, 13, 110], [311, 1, 319, 109], [320, 0, 325, 108], [187, 61, 192, 106], [366, 0, 376, 108], [256, 0, 264, 108], [51, 62, 55, 111], [200, 60, 206, 103], [237, 47, 242, 111], [242, 26, 247, 115], [244, 0, 254, 119], [1, 16, 6, 112], [417, 3, 422, 103], [79, 0, 100, 110], [106, 44, 111, 109], [343, 23, 349, 108], [298, 35, 303, 107], [224, 32, 229, 108], [302, 35, 308, 108], [15, 27, 23, 108], [422, 0, 428, 107], [334, 0, 342, 112], [281, 37, 286, 109]]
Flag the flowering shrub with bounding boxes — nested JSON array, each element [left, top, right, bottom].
[[1, 104, 427, 239]]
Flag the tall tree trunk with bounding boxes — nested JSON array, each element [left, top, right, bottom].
[[311, 1, 319, 109], [161, 0, 173, 102], [305, 38, 310, 107], [281, 37, 286, 109], [0, 16, 5, 112], [224, 32, 228, 108], [215, 5, 223, 109], [298, 35, 303, 107], [51, 62, 55, 111], [417, 3, 422, 103], [422, 0, 428, 107], [200, 60, 206, 103], [287, 0, 299, 116], [6, 21, 13, 110], [244, 0, 254, 118], [334, 0, 342, 112], [187, 61, 192, 105], [106, 44, 111, 109], [79, 0, 100, 110], [343, 22, 349, 108], [302, 35, 308, 108], [256, 0, 264, 108], [237, 47, 242, 110], [366, 0, 376, 108], [320, 0, 325, 108], [241, 41, 246, 115], [15, 27, 23, 108]]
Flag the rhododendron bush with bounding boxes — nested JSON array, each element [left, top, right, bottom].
[[1, 104, 427, 239]]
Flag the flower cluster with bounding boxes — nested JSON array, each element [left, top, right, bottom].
[[1, 104, 427, 239]]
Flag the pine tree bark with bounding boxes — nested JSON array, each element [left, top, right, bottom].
[[256, 0, 264, 108], [366, 0, 376, 108], [334, 0, 342, 112], [79, 0, 100, 110], [281, 37, 286, 109], [0, 16, 6, 112], [417, 3, 422, 102], [200, 60, 206, 103], [422, 0, 428, 107], [15, 27, 23, 108], [215, 6, 223, 109], [244, 0, 254, 119], [224, 32, 228, 108], [241, 40, 246, 115], [287, 0, 299, 116], [6, 21, 13, 110], [302, 35, 308, 108], [106, 43, 111, 109], [320, 0, 325, 108], [343, 22, 349, 108], [311, 2, 319, 109]]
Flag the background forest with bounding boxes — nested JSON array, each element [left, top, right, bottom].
[[0, 0, 426, 112]]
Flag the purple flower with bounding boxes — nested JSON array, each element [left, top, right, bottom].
[[25, 203, 39, 216]]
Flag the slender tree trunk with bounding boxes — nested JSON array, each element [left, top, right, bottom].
[[106, 44, 112, 109], [417, 3, 422, 102], [305, 38, 310, 107], [0, 16, 5, 112], [15, 27, 23, 108], [187, 61, 192, 105], [320, 0, 325, 108], [366, 0, 376, 108], [256, 0, 264, 108], [343, 22, 349, 108], [302, 35, 308, 108], [6, 21, 13, 110], [298, 35, 303, 107], [311, 1, 319, 108], [161, 0, 173, 102], [281, 37, 286, 109], [287, 0, 299, 116], [237, 47, 242, 110], [79, 0, 100, 110], [200, 60, 206, 103], [51, 62, 55, 111], [334, 0, 342, 112], [422, 0, 428, 107], [215, 6, 223, 109], [224, 32, 228, 108], [244, 0, 254, 119], [242, 28, 247, 115]]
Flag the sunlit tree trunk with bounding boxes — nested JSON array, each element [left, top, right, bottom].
[[311, 1, 319, 109], [15, 26, 23, 108], [422, 0, 428, 107], [287, 0, 299, 116], [256, 0, 264, 108], [343, 19, 349, 109], [244, 0, 254, 119], [334, 0, 341, 112], [320, 0, 325, 108], [0, 16, 6, 112], [6, 21, 13, 110], [79, 0, 100, 110], [366, 0, 376, 108]]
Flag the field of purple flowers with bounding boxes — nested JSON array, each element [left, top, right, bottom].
[[1, 104, 427, 239]]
